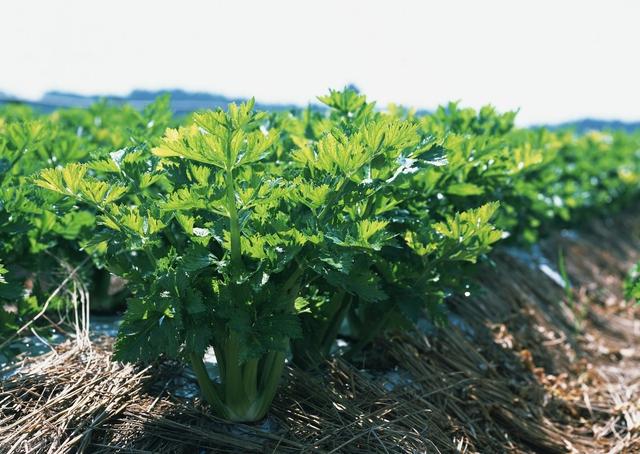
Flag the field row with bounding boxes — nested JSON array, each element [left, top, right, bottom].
[[1, 89, 639, 420]]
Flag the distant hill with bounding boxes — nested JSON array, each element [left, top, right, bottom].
[[0, 89, 301, 115], [545, 118, 640, 133], [1, 90, 639, 131]]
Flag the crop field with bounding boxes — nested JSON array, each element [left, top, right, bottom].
[[1, 90, 640, 452]]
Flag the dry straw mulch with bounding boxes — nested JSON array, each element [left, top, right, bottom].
[[2, 212, 640, 453]]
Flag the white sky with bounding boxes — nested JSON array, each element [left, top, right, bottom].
[[1, 0, 639, 125]]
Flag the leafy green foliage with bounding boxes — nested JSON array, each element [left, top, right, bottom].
[[625, 263, 640, 302], [0, 96, 172, 342], [282, 91, 505, 363], [36, 97, 411, 421], [0, 260, 6, 284], [7, 87, 640, 421]]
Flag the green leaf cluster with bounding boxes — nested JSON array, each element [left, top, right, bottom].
[[0, 97, 173, 339]]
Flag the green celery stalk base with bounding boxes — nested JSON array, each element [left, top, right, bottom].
[[291, 291, 350, 369], [189, 333, 286, 422]]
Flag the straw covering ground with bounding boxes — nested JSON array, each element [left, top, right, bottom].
[[2, 211, 640, 453]]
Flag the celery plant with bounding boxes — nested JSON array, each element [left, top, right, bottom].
[[28, 90, 640, 418], [35, 98, 406, 421], [283, 89, 504, 365]]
